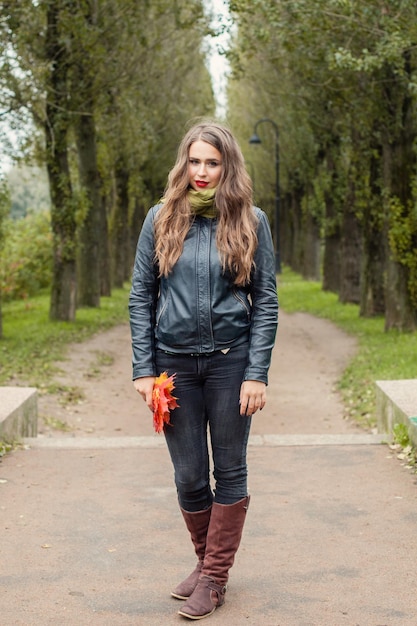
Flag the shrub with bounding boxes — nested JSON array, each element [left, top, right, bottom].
[[0, 211, 53, 301]]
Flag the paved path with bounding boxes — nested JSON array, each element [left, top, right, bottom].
[[1, 315, 417, 625]]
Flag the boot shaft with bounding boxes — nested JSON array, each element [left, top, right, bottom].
[[180, 506, 212, 561], [201, 495, 250, 585]]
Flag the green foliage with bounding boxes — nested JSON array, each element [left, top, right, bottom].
[[279, 266, 417, 427], [0, 211, 52, 301], [393, 423, 410, 448], [0, 440, 18, 457], [0, 286, 129, 387], [1, 0, 216, 320], [0, 178, 10, 244], [388, 196, 417, 307], [228, 0, 417, 327]]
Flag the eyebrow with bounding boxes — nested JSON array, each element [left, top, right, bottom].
[[189, 156, 221, 163]]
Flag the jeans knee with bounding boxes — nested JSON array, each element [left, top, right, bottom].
[[175, 478, 212, 511], [213, 462, 248, 504], [175, 464, 207, 491]]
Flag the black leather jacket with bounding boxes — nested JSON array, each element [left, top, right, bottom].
[[129, 204, 278, 383]]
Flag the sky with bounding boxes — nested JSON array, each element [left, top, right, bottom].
[[206, 0, 231, 118]]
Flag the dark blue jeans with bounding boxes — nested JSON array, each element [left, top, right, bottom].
[[155, 343, 252, 512]]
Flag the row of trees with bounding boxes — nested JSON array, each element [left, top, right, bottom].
[[3, 1, 417, 335], [0, 0, 215, 332], [227, 0, 417, 330]]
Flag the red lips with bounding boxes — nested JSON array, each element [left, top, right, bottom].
[[195, 181, 208, 188]]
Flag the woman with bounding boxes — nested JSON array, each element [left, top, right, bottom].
[[129, 120, 278, 620]]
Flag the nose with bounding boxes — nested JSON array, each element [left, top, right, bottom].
[[197, 162, 207, 177]]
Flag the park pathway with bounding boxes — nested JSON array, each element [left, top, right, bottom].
[[1, 311, 417, 625]]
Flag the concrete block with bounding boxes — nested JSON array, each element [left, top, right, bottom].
[[0, 387, 38, 441], [376, 379, 417, 446]]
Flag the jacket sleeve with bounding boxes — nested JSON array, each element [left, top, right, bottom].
[[244, 208, 279, 384], [129, 206, 160, 380]]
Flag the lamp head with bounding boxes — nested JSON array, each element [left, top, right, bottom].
[[249, 133, 262, 145]]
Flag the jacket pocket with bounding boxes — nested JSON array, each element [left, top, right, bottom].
[[155, 291, 198, 347], [232, 288, 251, 319], [156, 294, 169, 328]]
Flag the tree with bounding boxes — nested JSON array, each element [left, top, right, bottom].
[[44, 1, 80, 320], [70, 1, 105, 307], [99, 0, 215, 287], [0, 179, 10, 338], [227, 0, 417, 329], [0, 0, 215, 319]]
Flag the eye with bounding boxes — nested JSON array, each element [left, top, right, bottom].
[[208, 161, 220, 168], [189, 158, 199, 165]]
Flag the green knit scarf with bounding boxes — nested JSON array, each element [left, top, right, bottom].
[[188, 188, 218, 218]]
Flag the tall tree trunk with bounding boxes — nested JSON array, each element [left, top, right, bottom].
[[339, 209, 361, 304], [0, 181, 6, 338], [385, 256, 416, 330], [100, 192, 112, 297], [322, 230, 340, 293], [280, 191, 292, 267], [360, 145, 385, 317], [382, 64, 417, 331], [322, 152, 341, 293], [73, 0, 105, 308], [301, 210, 321, 280], [129, 198, 146, 275], [285, 179, 305, 273], [360, 228, 385, 316], [75, 108, 102, 308], [339, 181, 361, 304], [45, 1, 77, 322], [112, 165, 130, 288]]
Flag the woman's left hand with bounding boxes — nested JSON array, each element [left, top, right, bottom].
[[239, 380, 266, 416]]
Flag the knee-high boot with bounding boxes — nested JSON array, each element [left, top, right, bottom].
[[171, 506, 212, 600], [178, 495, 250, 620]]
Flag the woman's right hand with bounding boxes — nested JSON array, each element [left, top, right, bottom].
[[133, 376, 155, 412]]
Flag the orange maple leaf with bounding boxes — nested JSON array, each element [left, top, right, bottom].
[[152, 371, 179, 433]]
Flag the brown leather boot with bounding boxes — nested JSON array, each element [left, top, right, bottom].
[[171, 506, 212, 600], [178, 496, 250, 619]]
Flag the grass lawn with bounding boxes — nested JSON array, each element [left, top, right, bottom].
[[0, 287, 130, 389]]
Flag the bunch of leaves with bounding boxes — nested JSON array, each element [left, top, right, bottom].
[[152, 371, 179, 433], [0, 211, 52, 301], [278, 266, 417, 428]]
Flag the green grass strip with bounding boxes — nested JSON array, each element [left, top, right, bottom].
[[0, 287, 130, 388], [278, 267, 417, 427], [2, 269, 417, 429]]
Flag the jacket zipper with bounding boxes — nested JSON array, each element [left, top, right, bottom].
[[233, 288, 251, 318]]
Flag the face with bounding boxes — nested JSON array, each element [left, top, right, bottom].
[[188, 140, 222, 191]]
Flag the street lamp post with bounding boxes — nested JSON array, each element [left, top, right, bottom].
[[249, 118, 281, 273]]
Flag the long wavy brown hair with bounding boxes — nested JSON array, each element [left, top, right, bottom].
[[154, 120, 258, 286]]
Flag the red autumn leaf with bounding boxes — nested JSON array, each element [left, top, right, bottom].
[[152, 371, 179, 433]]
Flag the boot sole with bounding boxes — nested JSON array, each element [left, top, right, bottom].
[[171, 592, 189, 600], [177, 607, 216, 620]]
